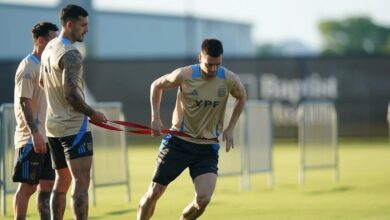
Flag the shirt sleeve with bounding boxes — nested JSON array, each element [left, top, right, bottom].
[[15, 70, 34, 100]]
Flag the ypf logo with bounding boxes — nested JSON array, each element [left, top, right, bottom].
[[195, 100, 220, 108]]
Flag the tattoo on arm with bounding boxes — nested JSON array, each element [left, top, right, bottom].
[[62, 50, 94, 116], [20, 97, 38, 133]]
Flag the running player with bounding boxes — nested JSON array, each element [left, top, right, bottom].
[[137, 38, 247, 220]]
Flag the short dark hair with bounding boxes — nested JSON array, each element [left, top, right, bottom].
[[32, 22, 58, 40], [201, 38, 224, 57], [60, 4, 88, 26]]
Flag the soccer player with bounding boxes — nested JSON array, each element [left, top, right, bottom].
[[137, 38, 247, 220], [39, 4, 107, 220], [13, 21, 58, 220]]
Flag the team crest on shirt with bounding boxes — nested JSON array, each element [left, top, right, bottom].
[[217, 88, 226, 97], [23, 73, 32, 80], [190, 89, 198, 96]]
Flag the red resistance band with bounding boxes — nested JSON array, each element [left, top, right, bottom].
[[89, 120, 191, 137]]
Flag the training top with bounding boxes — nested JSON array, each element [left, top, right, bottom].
[[14, 54, 47, 149], [40, 37, 89, 137], [171, 64, 237, 144]]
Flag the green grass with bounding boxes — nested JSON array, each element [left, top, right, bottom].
[[3, 140, 390, 219]]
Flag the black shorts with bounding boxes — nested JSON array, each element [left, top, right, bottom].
[[48, 131, 93, 169], [153, 135, 219, 186], [12, 143, 55, 185]]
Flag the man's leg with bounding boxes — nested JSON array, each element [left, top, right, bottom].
[[37, 144, 55, 220], [50, 168, 72, 220], [13, 183, 37, 220], [67, 156, 92, 220], [180, 173, 217, 220], [137, 182, 167, 220], [37, 179, 54, 220]]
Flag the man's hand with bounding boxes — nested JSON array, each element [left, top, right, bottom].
[[89, 111, 107, 124], [150, 118, 163, 137], [222, 127, 234, 152], [32, 132, 46, 154]]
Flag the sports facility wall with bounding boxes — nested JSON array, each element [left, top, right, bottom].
[[1, 56, 390, 138], [83, 56, 390, 138]]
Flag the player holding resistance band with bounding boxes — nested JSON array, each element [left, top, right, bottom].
[[137, 38, 247, 220], [40, 4, 107, 220]]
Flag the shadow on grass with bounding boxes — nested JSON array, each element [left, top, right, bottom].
[[305, 186, 354, 195], [88, 208, 135, 219]]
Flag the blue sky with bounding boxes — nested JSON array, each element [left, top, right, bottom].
[[2, 0, 390, 50]]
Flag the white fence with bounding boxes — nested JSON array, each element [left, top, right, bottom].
[[219, 100, 273, 190], [297, 100, 339, 185], [0, 102, 130, 215]]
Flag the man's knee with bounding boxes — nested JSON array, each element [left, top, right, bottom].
[[17, 184, 37, 197], [53, 178, 71, 192], [54, 168, 72, 191], [71, 167, 91, 187], [39, 180, 54, 192], [71, 189, 88, 203], [73, 175, 90, 187], [195, 195, 211, 210], [148, 185, 165, 200]]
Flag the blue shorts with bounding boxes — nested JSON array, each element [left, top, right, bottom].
[[152, 135, 219, 185], [12, 143, 55, 184], [48, 131, 93, 169]]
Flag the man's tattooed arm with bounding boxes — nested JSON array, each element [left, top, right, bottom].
[[62, 50, 94, 117], [20, 97, 46, 153], [20, 97, 38, 133]]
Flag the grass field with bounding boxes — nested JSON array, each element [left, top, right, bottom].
[[3, 139, 390, 219]]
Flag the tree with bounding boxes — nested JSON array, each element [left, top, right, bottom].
[[319, 16, 390, 56]]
